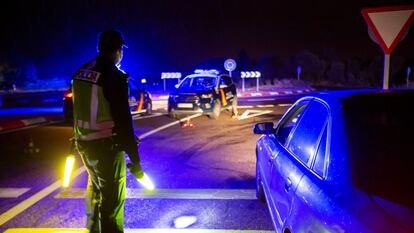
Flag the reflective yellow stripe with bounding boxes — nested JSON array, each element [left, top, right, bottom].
[[75, 120, 114, 130], [220, 89, 227, 106], [136, 93, 144, 111], [75, 129, 113, 141]]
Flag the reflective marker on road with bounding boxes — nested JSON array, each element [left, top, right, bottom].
[[54, 188, 257, 200], [4, 229, 274, 233], [0, 188, 30, 198]]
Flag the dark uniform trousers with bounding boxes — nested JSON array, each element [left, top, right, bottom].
[[76, 138, 126, 233]]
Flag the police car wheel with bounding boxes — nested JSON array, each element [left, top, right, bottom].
[[209, 100, 221, 119]]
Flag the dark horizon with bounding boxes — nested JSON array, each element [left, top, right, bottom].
[[1, 0, 413, 80]]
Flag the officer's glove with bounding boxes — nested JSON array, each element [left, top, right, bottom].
[[127, 163, 144, 179]]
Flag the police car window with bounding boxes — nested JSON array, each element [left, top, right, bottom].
[[221, 76, 232, 85], [180, 76, 217, 88], [288, 101, 328, 167], [275, 100, 309, 145]]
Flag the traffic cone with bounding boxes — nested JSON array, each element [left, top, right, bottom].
[[24, 137, 40, 156], [181, 117, 195, 128]]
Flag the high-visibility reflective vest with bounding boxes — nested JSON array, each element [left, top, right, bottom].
[[72, 62, 115, 141]]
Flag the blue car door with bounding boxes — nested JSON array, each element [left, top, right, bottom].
[[268, 99, 310, 225], [271, 99, 329, 225]]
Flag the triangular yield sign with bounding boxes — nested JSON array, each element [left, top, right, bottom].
[[362, 5, 414, 54]]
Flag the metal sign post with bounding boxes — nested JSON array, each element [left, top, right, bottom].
[[241, 71, 261, 92], [362, 5, 414, 89], [297, 66, 302, 81], [383, 54, 390, 89], [407, 67, 411, 87]]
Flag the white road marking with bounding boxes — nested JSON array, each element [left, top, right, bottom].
[[0, 188, 30, 198], [131, 110, 147, 115], [269, 91, 279, 95], [0, 120, 63, 135], [238, 110, 273, 120], [256, 105, 274, 108], [21, 117, 46, 126], [133, 113, 165, 120], [235, 106, 254, 109], [277, 104, 292, 107], [246, 98, 275, 102], [0, 114, 203, 226], [0, 167, 86, 226], [139, 114, 202, 139], [4, 229, 274, 233], [54, 188, 256, 200]]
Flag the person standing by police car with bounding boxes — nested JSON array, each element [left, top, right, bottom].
[[71, 29, 144, 233]]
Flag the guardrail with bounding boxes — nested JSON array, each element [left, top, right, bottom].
[[0, 90, 65, 108]]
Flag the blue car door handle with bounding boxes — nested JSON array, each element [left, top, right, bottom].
[[284, 178, 293, 192]]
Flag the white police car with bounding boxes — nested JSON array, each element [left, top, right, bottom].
[[168, 69, 238, 119]]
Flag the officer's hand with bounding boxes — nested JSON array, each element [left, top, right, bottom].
[[127, 163, 144, 179]]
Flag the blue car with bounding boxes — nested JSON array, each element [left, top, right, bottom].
[[254, 89, 414, 233]]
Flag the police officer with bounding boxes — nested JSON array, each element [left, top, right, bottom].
[[72, 29, 143, 233]]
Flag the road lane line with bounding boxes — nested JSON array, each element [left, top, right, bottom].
[[0, 167, 86, 226], [235, 106, 254, 109], [133, 112, 165, 120], [246, 98, 275, 102], [4, 229, 274, 233], [139, 114, 202, 139], [0, 114, 201, 225], [256, 105, 274, 108], [0, 188, 31, 198], [277, 104, 292, 107], [54, 188, 257, 200], [238, 110, 273, 120]]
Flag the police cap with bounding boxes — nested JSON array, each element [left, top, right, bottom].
[[97, 29, 127, 53]]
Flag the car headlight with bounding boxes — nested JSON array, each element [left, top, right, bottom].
[[201, 93, 213, 98]]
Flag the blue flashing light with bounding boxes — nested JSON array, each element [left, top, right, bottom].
[[194, 69, 219, 75]]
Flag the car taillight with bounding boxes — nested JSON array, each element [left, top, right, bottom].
[[64, 91, 73, 98]]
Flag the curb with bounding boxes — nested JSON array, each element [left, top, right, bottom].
[[237, 89, 314, 97], [0, 116, 61, 133], [150, 88, 315, 101]]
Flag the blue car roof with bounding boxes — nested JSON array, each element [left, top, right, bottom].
[[307, 88, 414, 103]]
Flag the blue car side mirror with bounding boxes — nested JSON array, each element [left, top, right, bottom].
[[253, 122, 275, 134]]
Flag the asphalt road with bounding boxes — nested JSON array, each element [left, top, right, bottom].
[[0, 95, 301, 232]]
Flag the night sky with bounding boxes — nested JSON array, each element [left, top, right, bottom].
[[1, 0, 413, 80]]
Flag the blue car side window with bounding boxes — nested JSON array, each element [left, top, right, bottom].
[[275, 100, 309, 145], [287, 101, 328, 167], [314, 125, 327, 177]]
